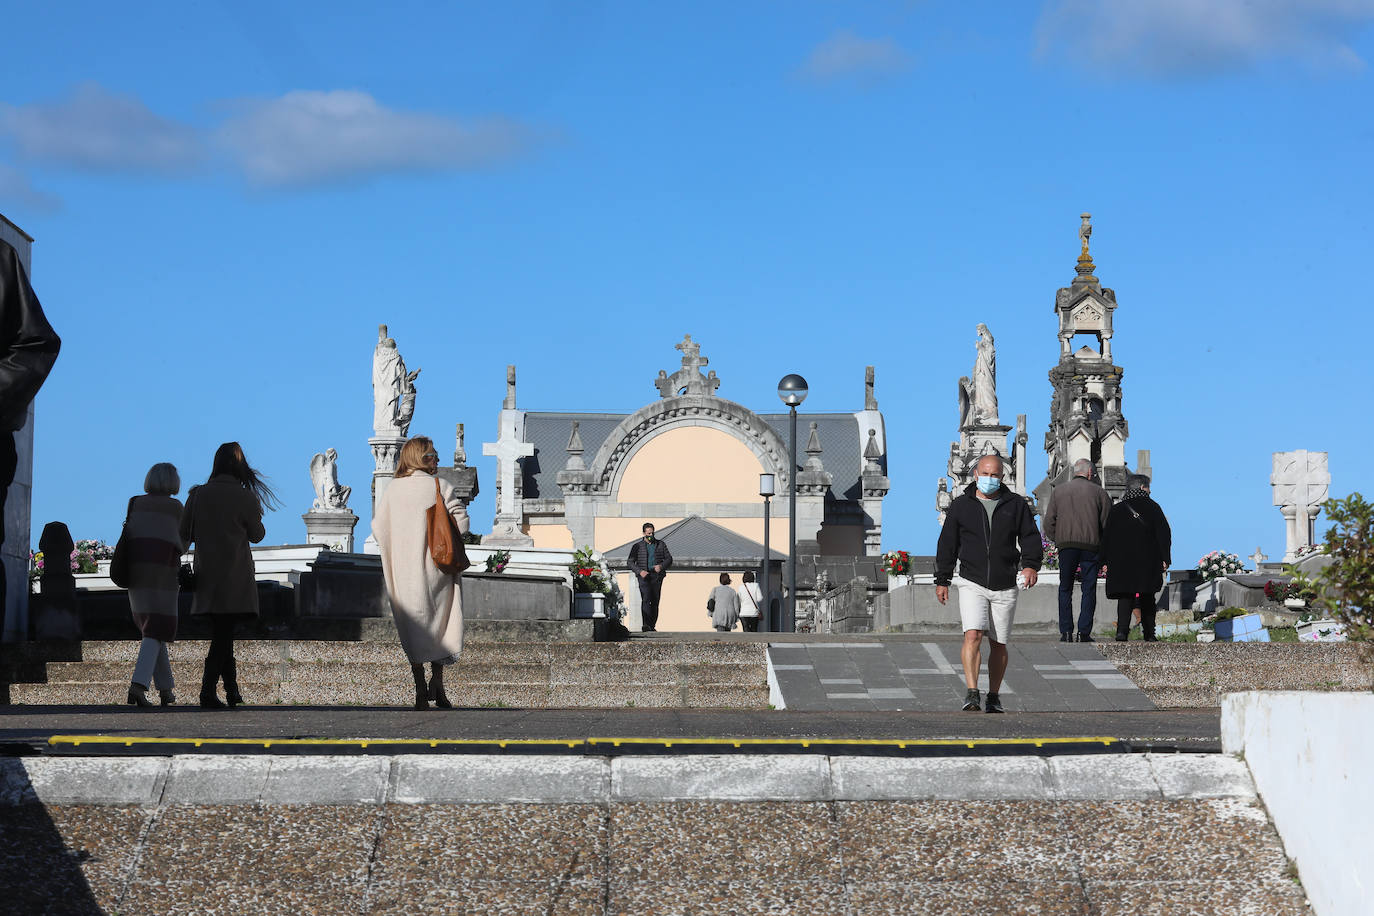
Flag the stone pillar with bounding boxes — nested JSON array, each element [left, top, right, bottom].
[[860, 429, 890, 556], [363, 435, 405, 554], [303, 510, 359, 552], [482, 366, 534, 548]]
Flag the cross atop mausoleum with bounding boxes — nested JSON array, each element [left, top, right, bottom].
[[655, 334, 720, 398]]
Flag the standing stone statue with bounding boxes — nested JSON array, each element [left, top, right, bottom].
[[971, 323, 999, 425], [1079, 212, 1092, 256], [309, 448, 352, 511], [372, 325, 421, 437]]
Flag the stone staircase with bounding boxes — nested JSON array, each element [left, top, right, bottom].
[[1099, 642, 1373, 707], [3, 635, 770, 709]]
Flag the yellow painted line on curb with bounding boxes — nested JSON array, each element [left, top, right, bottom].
[[49, 735, 1120, 750]]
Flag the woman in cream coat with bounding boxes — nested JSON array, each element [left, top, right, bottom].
[[373, 436, 470, 709]]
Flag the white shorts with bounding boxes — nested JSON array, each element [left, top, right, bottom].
[[955, 578, 1018, 643]]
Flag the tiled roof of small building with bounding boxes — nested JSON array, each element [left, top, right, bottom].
[[603, 515, 785, 564]]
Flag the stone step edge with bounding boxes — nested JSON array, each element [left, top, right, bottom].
[[1, 753, 1256, 806]]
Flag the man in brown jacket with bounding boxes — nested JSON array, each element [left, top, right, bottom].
[[1042, 459, 1112, 642]]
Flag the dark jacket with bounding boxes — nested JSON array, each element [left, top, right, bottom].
[[180, 475, 266, 617], [0, 239, 61, 431], [935, 483, 1043, 590], [627, 536, 673, 579], [1042, 475, 1112, 551], [1101, 494, 1172, 598]]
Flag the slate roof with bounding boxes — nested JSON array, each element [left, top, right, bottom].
[[520, 410, 880, 502], [603, 516, 786, 564]]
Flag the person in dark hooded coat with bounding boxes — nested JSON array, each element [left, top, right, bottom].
[[1100, 473, 1172, 641], [0, 237, 60, 620]]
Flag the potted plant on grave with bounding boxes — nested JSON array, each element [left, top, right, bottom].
[[881, 550, 913, 588], [568, 546, 612, 619]]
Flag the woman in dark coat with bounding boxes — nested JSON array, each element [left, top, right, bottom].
[[125, 463, 186, 707], [1100, 474, 1172, 641], [180, 442, 278, 708]]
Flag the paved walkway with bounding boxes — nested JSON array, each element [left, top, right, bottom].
[[769, 639, 1154, 712]]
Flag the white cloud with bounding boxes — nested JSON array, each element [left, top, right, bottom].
[[0, 163, 61, 214], [0, 83, 203, 172], [800, 30, 914, 82], [216, 90, 537, 186], [1036, 0, 1374, 75]]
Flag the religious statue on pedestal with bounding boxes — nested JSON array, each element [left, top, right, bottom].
[[971, 323, 999, 425], [309, 448, 352, 511], [372, 324, 421, 438]]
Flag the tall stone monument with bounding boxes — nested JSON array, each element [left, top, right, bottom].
[[1034, 214, 1143, 506], [303, 448, 358, 551], [1271, 450, 1330, 561], [365, 324, 419, 553], [938, 323, 1028, 518], [483, 365, 535, 547]]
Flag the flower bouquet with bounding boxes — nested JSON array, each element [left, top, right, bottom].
[[485, 549, 511, 573], [1195, 550, 1245, 582], [1041, 536, 1060, 570], [881, 550, 911, 576]]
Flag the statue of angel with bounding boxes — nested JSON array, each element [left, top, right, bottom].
[[309, 448, 352, 511]]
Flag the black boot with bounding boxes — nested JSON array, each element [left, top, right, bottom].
[[223, 654, 244, 708], [411, 664, 429, 710], [428, 662, 452, 709], [199, 657, 226, 709]]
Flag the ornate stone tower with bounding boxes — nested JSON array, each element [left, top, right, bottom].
[[1034, 214, 1138, 505]]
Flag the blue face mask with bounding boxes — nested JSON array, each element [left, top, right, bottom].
[[976, 476, 1001, 495]]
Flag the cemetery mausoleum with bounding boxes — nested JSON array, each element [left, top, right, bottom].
[[482, 335, 891, 631]]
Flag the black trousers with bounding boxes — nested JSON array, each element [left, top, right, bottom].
[[0, 432, 15, 623], [203, 616, 241, 693], [741, 616, 760, 633], [1117, 593, 1158, 640], [638, 574, 664, 630]]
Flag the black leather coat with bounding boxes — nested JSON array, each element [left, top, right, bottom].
[[0, 239, 60, 431]]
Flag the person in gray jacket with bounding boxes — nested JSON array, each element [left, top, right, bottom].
[[1042, 458, 1112, 642], [707, 572, 741, 632]]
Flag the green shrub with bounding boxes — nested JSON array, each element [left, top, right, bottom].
[[1215, 607, 1251, 621], [1313, 493, 1373, 643]]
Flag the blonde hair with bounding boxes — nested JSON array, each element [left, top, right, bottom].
[[394, 436, 436, 479], [144, 462, 180, 496]]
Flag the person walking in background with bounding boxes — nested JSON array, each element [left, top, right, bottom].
[[627, 522, 672, 632], [708, 572, 740, 632], [373, 436, 470, 710], [934, 454, 1043, 714], [0, 239, 60, 623], [1042, 458, 1112, 643], [737, 570, 763, 632], [180, 442, 276, 709], [1101, 474, 1172, 642], [124, 463, 186, 707]]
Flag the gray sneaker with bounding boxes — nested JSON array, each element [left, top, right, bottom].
[[961, 688, 981, 711], [984, 692, 1004, 714]]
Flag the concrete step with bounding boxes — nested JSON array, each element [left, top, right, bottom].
[[8, 680, 770, 708], [6, 638, 770, 709]]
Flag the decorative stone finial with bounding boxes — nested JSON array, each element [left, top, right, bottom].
[[454, 423, 466, 467], [804, 422, 824, 471], [1076, 212, 1096, 279], [656, 334, 720, 398], [503, 364, 517, 409], [865, 366, 878, 410], [565, 420, 586, 471]]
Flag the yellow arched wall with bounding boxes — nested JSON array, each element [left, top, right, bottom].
[[617, 426, 764, 503]]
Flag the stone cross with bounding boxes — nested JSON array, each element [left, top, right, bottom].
[[864, 366, 878, 410], [1271, 450, 1330, 562], [484, 433, 535, 520], [676, 334, 707, 375], [1249, 547, 1268, 570]]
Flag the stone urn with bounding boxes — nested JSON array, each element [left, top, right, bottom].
[[572, 592, 606, 619]]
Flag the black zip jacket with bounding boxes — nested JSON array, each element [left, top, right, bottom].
[[627, 537, 673, 579], [934, 482, 1043, 589]]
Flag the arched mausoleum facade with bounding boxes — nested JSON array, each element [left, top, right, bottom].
[[481, 335, 890, 631]]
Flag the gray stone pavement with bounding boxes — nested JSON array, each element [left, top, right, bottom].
[[769, 639, 1154, 712], [0, 754, 1310, 915]]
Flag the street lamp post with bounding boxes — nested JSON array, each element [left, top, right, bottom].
[[758, 472, 775, 632], [777, 373, 808, 633]]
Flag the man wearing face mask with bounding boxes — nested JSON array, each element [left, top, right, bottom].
[[934, 454, 1043, 713], [627, 522, 673, 632]]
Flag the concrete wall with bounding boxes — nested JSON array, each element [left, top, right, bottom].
[[876, 572, 1115, 635], [1222, 691, 1373, 916]]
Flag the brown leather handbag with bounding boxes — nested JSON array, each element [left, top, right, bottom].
[[427, 477, 471, 574]]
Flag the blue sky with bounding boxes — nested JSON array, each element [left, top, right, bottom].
[[3, 1, 1372, 571]]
